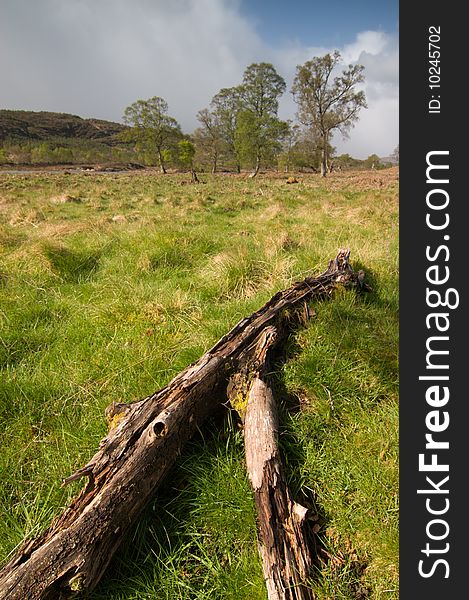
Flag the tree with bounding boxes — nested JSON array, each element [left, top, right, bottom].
[[178, 139, 199, 182], [364, 153, 382, 169], [123, 97, 181, 173], [235, 63, 287, 176], [291, 130, 334, 173], [291, 51, 367, 177], [235, 111, 288, 174], [391, 144, 399, 164], [194, 108, 224, 173], [240, 62, 286, 118], [210, 87, 243, 172], [277, 120, 301, 172]]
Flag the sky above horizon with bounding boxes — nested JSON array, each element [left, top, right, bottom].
[[0, 0, 398, 158]]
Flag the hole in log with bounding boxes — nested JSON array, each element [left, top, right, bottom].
[[153, 422, 166, 436]]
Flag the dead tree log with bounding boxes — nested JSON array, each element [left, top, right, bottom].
[[0, 250, 365, 600], [228, 327, 314, 600]]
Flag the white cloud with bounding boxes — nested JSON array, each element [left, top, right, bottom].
[[0, 0, 398, 158], [0, 0, 262, 128], [274, 32, 399, 158], [338, 32, 399, 157], [336, 95, 399, 158], [342, 30, 389, 63]]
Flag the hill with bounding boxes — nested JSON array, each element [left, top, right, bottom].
[[0, 109, 126, 145], [379, 154, 398, 165]]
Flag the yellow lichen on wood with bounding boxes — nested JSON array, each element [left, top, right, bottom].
[[106, 411, 127, 431], [228, 372, 256, 420], [230, 390, 249, 418], [69, 574, 85, 592]]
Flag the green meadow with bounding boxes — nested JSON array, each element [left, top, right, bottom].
[[0, 168, 398, 599]]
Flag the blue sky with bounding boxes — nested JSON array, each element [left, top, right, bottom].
[[240, 0, 398, 46], [0, 0, 398, 158]]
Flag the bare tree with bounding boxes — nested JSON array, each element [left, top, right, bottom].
[[193, 109, 225, 173]]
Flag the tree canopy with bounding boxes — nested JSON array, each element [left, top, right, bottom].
[[240, 62, 286, 118]]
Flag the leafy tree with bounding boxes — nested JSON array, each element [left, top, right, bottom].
[[391, 144, 399, 164], [364, 153, 383, 169], [235, 63, 286, 176], [235, 111, 288, 173], [178, 139, 199, 183], [292, 51, 367, 176], [178, 139, 195, 168], [123, 97, 181, 173], [240, 62, 286, 117], [210, 87, 243, 172]]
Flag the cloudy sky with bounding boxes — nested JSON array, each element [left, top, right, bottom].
[[0, 0, 398, 158]]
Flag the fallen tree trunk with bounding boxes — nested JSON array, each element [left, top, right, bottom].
[[0, 250, 365, 600], [228, 326, 314, 599]]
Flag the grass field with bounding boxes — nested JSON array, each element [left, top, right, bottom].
[[0, 167, 398, 599]]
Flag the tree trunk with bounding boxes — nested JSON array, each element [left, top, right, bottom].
[[250, 152, 261, 178], [190, 168, 199, 183], [320, 135, 327, 178], [157, 149, 166, 174], [228, 327, 314, 599], [0, 250, 366, 600]]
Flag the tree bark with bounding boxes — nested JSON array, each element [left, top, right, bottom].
[[157, 148, 166, 174], [250, 152, 261, 178], [0, 250, 366, 600], [320, 134, 327, 178], [228, 327, 314, 599]]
